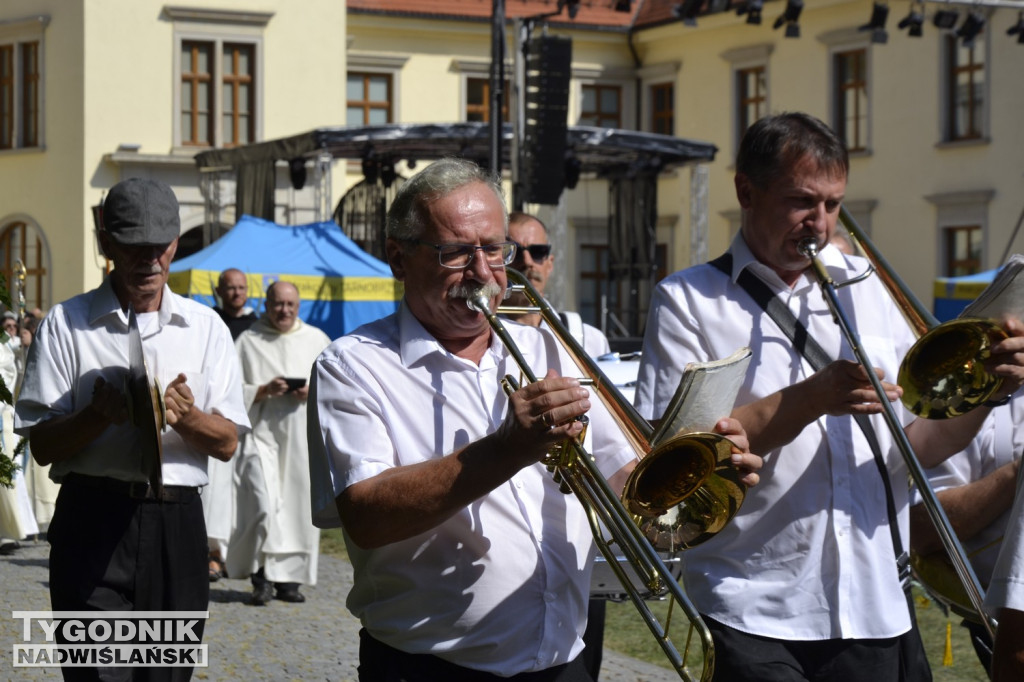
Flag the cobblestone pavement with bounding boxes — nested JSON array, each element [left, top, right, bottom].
[[1, 539, 678, 681]]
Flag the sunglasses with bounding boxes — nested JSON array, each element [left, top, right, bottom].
[[511, 242, 552, 263]]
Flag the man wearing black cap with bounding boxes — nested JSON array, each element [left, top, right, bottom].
[[14, 177, 250, 681]]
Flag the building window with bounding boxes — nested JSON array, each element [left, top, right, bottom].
[[651, 83, 674, 135], [179, 38, 258, 148], [0, 221, 48, 313], [944, 225, 982, 276], [736, 66, 767, 136], [834, 48, 868, 152], [222, 43, 255, 147], [579, 84, 621, 128], [944, 35, 985, 141], [579, 243, 666, 335], [0, 28, 43, 151], [466, 77, 509, 123], [347, 72, 392, 126]]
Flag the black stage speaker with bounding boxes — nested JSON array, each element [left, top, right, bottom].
[[521, 35, 572, 205]]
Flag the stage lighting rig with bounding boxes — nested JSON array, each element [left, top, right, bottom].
[[773, 0, 803, 37], [859, 2, 890, 43], [1007, 11, 1024, 43], [955, 10, 986, 47], [736, 0, 764, 25], [673, 0, 703, 26], [898, 2, 925, 37]]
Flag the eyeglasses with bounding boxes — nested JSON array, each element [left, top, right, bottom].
[[408, 240, 517, 270], [511, 242, 553, 263]]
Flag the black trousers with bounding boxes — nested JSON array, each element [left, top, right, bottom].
[[705, 616, 911, 682], [358, 629, 595, 682], [48, 477, 209, 682]]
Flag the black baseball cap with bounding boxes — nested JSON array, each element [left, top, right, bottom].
[[102, 178, 181, 245]]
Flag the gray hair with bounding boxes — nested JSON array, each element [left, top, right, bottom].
[[385, 158, 508, 242], [736, 112, 849, 190]]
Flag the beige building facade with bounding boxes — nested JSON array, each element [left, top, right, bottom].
[[0, 0, 346, 312], [2, 0, 1021, 334]]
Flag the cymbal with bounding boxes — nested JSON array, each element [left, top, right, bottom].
[[126, 306, 166, 497]]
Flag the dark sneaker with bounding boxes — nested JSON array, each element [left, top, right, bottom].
[[274, 585, 306, 603], [249, 581, 274, 606]]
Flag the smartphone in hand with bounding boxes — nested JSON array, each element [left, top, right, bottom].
[[284, 377, 307, 392]]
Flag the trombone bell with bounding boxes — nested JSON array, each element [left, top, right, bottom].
[[898, 318, 1007, 419], [624, 432, 746, 551]]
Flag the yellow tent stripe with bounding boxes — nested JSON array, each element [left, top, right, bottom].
[[933, 279, 990, 301], [168, 270, 403, 302]]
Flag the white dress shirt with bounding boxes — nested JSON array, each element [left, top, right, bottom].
[[634, 233, 918, 641], [14, 278, 250, 486], [916, 397, 1024, 588], [307, 302, 635, 675], [985, 405, 1024, 613]]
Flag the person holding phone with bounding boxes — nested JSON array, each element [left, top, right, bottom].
[[233, 280, 331, 605]]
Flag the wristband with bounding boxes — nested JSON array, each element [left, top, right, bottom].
[[983, 395, 1012, 408]]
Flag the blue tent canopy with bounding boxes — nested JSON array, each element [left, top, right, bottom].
[[933, 269, 997, 322], [169, 215, 402, 339]]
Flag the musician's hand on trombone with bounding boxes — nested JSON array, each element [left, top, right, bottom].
[[714, 416, 762, 487], [985, 317, 1024, 400], [496, 369, 592, 466], [814, 360, 902, 416]]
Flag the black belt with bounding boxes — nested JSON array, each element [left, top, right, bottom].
[[62, 473, 199, 503]]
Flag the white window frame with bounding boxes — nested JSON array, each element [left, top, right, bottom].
[[347, 53, 408, 126], [720, 44, 772, 156], [572, 65, 636, 130], [938, 21, 991, 146], [926, 189, 994, 275], [0, 14, 48, 153], [168, 7, 270, 151], [451, 59, 511, 124], [637, 62, 679, 135], [818, 27, 875, 156]]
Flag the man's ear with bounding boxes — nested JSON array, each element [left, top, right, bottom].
[[735, 173, 753, 210], [385, 238, 406, 281]]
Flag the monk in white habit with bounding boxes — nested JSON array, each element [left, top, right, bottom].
[[234, 280, 330, 605]]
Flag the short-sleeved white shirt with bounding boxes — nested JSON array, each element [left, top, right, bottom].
[[985, 408, 1024, 613], [307, 302, 635, 675], [915, 397, 1024, 588], [14, 278, 250, 486], [634, 233, 918, 641]]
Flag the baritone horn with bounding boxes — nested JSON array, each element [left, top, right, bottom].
[[800, 221, 996, 641], [467, 270, 748, 682]]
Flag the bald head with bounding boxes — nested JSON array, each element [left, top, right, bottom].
[[216, 268, 249, 317], [266, 280, 300, 333]]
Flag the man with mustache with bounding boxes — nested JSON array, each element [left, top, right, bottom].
[[15, 177, 250, 681], [502, 210, 611, 680], [307, 157, 763, 681]]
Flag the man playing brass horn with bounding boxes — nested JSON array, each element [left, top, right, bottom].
[[307, 157, 762, 681], [634, 112, 1024, 682]]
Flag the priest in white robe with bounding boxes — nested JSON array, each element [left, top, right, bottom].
[[233, 280, 331, 605]]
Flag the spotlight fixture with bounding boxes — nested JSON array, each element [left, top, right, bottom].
[[898, 2, 924, 37], [773, 0, 803, 38], [933, 9, 959, 30], [613, 0, 632, 12], [557, 0, 580, 19], [673, 0, 703, 27], [858, 2, 890, 44], [1008, 11, 1024, 44], [955, 10, 986, 48], [736, 0, 764, 25]]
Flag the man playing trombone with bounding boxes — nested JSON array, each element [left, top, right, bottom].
[[306, 157, 762, 681], [634, 112, 1024, 682]]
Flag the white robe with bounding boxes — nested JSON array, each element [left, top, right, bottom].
[[0, 343, 37, 541], [233, 316, 330, 585]]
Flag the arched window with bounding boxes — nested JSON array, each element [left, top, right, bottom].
[[0, 221, 49, 314]]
